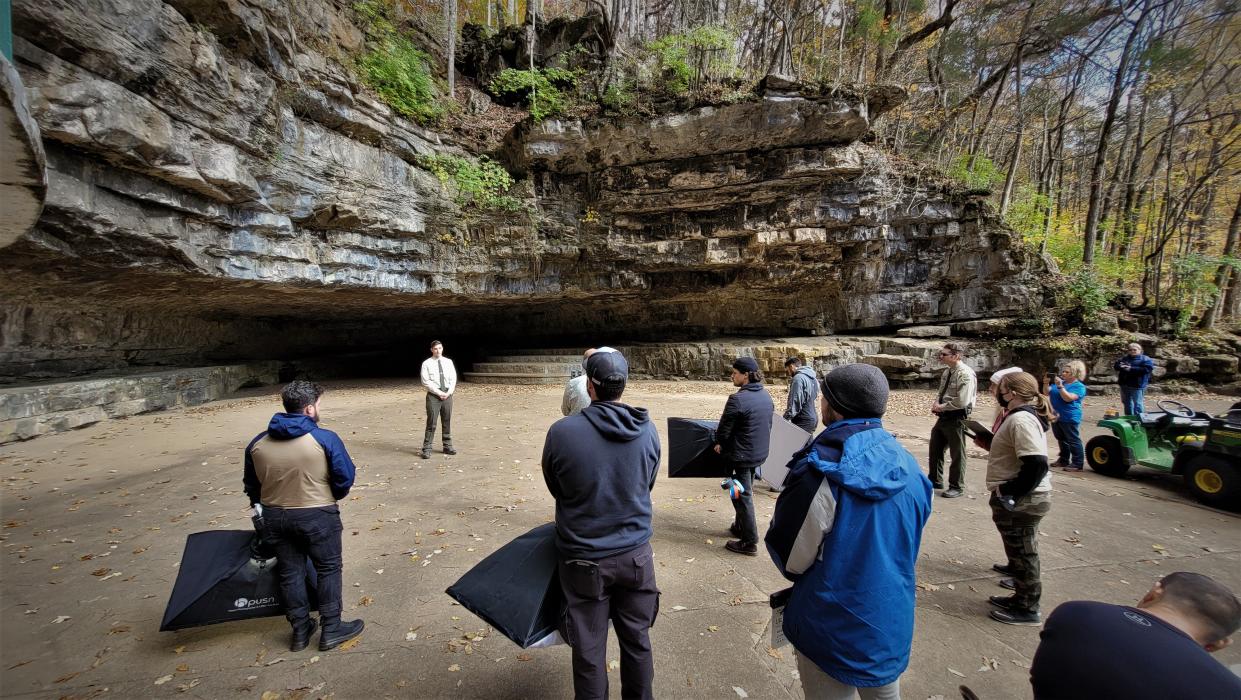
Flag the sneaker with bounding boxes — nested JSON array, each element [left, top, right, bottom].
[[724, 540, 758, 556], [1049, 461, 1066, 469], [940, 488, 964, 498], [290, 617, 318, 652], [419, 450, 430, 459], [319, 618, 365, 651], [443, 447, 457, 455], [989, 608, 1041, 626], [992, 563, 1014, 576], [998, 578, 1016, 590]]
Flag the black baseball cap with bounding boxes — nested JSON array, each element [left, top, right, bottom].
[[586, 349, 628, 387]]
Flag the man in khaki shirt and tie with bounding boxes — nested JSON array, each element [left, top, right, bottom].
[[420, 340, 457, 459]]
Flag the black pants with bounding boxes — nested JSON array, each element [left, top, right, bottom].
[[423, 393, 453, 451], [559, 543, 660, 700], [262, 505, 343, 627], [929, 416, 967, 489], [730, 464, 759, 545]]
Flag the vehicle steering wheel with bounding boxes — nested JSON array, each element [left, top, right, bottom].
[[1156, 399, 1195, 418]]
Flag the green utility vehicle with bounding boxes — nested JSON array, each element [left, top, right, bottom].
[[1085, 400, 1241, 511]]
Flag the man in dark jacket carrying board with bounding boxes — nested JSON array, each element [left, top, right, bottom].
[[541, 349, 661, 700], [714, 356, 774, 556]]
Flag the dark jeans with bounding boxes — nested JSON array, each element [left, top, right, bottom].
[[730, 464, 759, 545], [929, 415, 968, 489], [262, 505, 343, 627], [559, 542, 660, 700], [990, 492, 1051, 612], [792, 415, 818, 434], [1051, 420, 1084, 467], [423, 393, 454, 451]]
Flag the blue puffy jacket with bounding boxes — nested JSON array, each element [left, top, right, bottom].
[[1114, 354, 1155, 389], [765, 419, 932, 687]]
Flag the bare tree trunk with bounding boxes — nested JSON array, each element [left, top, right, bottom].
[[445, 0, 457, 97], [999, 6, 1035, 216], [1083, 2, 1149, 266]]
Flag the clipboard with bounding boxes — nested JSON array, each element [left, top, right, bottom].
[[963, 420, 993, 441]]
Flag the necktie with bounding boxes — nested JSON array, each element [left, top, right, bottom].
[[437, 359, 447, 392]]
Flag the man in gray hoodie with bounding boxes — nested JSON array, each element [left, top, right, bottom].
[[783, 357, 819, 433]]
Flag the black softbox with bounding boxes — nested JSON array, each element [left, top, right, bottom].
[[667, 418, 731, 478], [446, 522, 564, 648], [160, 530, 317, 631]]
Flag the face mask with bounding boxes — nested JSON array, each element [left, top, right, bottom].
[[998, 393, 1011, 409]]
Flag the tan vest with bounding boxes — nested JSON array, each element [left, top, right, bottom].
[[250, 433, 336, 508]]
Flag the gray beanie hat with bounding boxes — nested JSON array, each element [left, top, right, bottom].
[[821, 363, 889, 418]]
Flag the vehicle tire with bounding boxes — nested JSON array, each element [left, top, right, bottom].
[[1086, 435, 1129, 477], [1184, 455, 1241, 512]]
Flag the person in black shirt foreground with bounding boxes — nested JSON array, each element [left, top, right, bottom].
[[1029, 571, 1241, 699]]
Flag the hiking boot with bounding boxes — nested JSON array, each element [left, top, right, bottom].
[[419, 450, 430, 459], [941, 488, 964, 498], [724, 540, 758, 556], [990, 608, 1042, 626], [319, 618, 365, 651], [998, 578, 1016, 591], [443, 447, 457, 455], [290, 617, 318, 652], [989, 595, 1020, 611], [992, 563, 1013, 576]]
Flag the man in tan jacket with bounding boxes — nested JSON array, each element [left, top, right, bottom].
[[929, 342, 977, 498], [244, 380, 364, 652]]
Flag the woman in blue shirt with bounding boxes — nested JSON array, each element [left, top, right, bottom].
[[1049, 360, 1088, 470]]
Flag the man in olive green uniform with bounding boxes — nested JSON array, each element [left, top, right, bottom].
[[929, 342, 977, 498]]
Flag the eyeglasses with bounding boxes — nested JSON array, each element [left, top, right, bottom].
[[938, 352, 953, 357]]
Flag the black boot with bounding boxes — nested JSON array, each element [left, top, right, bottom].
[[290, 617, 318, 652], [319, 617, 365, 651]]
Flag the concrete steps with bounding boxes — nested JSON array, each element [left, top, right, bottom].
[[466, 350, 583, 385]]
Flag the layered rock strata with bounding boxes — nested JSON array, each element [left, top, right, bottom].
[[2, 0, 1045, 383]]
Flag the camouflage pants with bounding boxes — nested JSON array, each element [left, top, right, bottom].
[[990, 492, 1051, 612]]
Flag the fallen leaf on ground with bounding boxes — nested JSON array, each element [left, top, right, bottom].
[[52, 616, 71, 624], [948, 667, 966, 678], [707, 625, 720, 632], [448, 664, 461, 672], [154, 674, 174, 685], [338, 637, 362, 651], [671, 605, 687, 611], [733, 686, 749, 698], [174, 645, 186, 654], [359, 596, 373, 606], [608, 660, 619, 672]]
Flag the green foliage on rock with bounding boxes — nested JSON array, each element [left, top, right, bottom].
[[489, 67, 577, 121], [417, 154, 524, 211], [647, 27, 735, 95], [947, 153, 999, 190], [353, 0, 443, 125]]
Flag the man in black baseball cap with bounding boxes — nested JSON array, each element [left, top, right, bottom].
[[713, 356, 774, 556], [541, 348, 661, 699]]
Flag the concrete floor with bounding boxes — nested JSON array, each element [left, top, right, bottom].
[[1, 380, 1238, 699]]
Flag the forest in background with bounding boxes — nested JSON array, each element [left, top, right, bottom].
[[352, 0, 1240, 336]]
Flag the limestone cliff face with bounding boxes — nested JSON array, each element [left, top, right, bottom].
[[0, 0, 1045, 381]]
